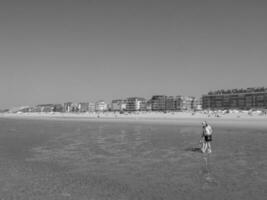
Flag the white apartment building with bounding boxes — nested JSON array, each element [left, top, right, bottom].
[[95, 100, 108, 112], [111, 99, 127, 111], [88, 102, 96, 112]]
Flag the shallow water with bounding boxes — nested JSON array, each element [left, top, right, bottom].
[[0, 118, 266, 200]]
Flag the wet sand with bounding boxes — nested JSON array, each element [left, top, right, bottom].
[[0, 118, 266, 199]]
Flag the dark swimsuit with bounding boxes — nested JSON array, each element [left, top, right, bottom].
[[205, 135, 212, 142]]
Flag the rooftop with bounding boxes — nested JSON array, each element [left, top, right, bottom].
[[206, 87, 267, 96]]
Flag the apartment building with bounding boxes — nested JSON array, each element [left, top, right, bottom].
[[111, 99, 127, 111], [175, 96, 195, 111], [78, 102, 89, 112], [166, 96, 176, 110], [151, 95, 196, 111], [126, 97, 146, 112], [151, 95, 167, 111], [63, 102, 72, 112], [146, 99, 152, 111], [192, 98, 202, 111], [88, 102, 96, 112], [202, 87, 267, 110], [95, 100, 108, 112], [36, 104, 55, 112]]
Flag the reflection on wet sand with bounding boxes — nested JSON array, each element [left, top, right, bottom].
[[0, 118, 266, 199], [201, 155, 219, 190]]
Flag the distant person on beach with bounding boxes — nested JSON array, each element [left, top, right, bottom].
[[200, 121, 213, 153]]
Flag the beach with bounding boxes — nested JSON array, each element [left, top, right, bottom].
[[1, 110, 267, 121], [0, 115, 266, 199], [1, 111, 267, 129]]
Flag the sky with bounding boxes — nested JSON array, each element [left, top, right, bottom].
[[0, 0, 267, 108]]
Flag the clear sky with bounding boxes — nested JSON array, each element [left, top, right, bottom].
[[0, 0, 267, 108]]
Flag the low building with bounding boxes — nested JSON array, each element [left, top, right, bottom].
[[0, 109, 9, 113], [29, 106, 42, 112], [36, 104, 55, 112], [9, 106, 31, 113], [53, 104, 64, 112]]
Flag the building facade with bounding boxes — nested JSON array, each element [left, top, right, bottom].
[[145, 99, 152, 111], [63, 102, 72, 112], [202, 87, 267, 110], [95, 100, 108, 112], [111, 99, 127, 111], [192, 98, 202, 111], [151, 95, 196, 111], [88, 102, 96, 112], [175, 96, 195, 111], [53, 104, 64, 112], [126, 97, 146, 112], [151, 95, 167, 111], [166, 96, 176, 110], [36, 104, 55, 112], [78, 102, 89, 112]]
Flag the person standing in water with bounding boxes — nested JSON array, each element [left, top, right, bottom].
[[200, 121, 213, 153]]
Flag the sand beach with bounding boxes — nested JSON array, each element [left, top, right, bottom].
[[0, 111, 266, 199], [1, 110, 267, 128]]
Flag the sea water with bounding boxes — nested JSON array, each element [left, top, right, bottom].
[[0, 118, 266, 200]]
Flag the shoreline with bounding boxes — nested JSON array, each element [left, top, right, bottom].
[[1, 112, 267, 128]]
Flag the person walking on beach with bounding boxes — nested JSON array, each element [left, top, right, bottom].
[[200, 121, 213, 153]]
